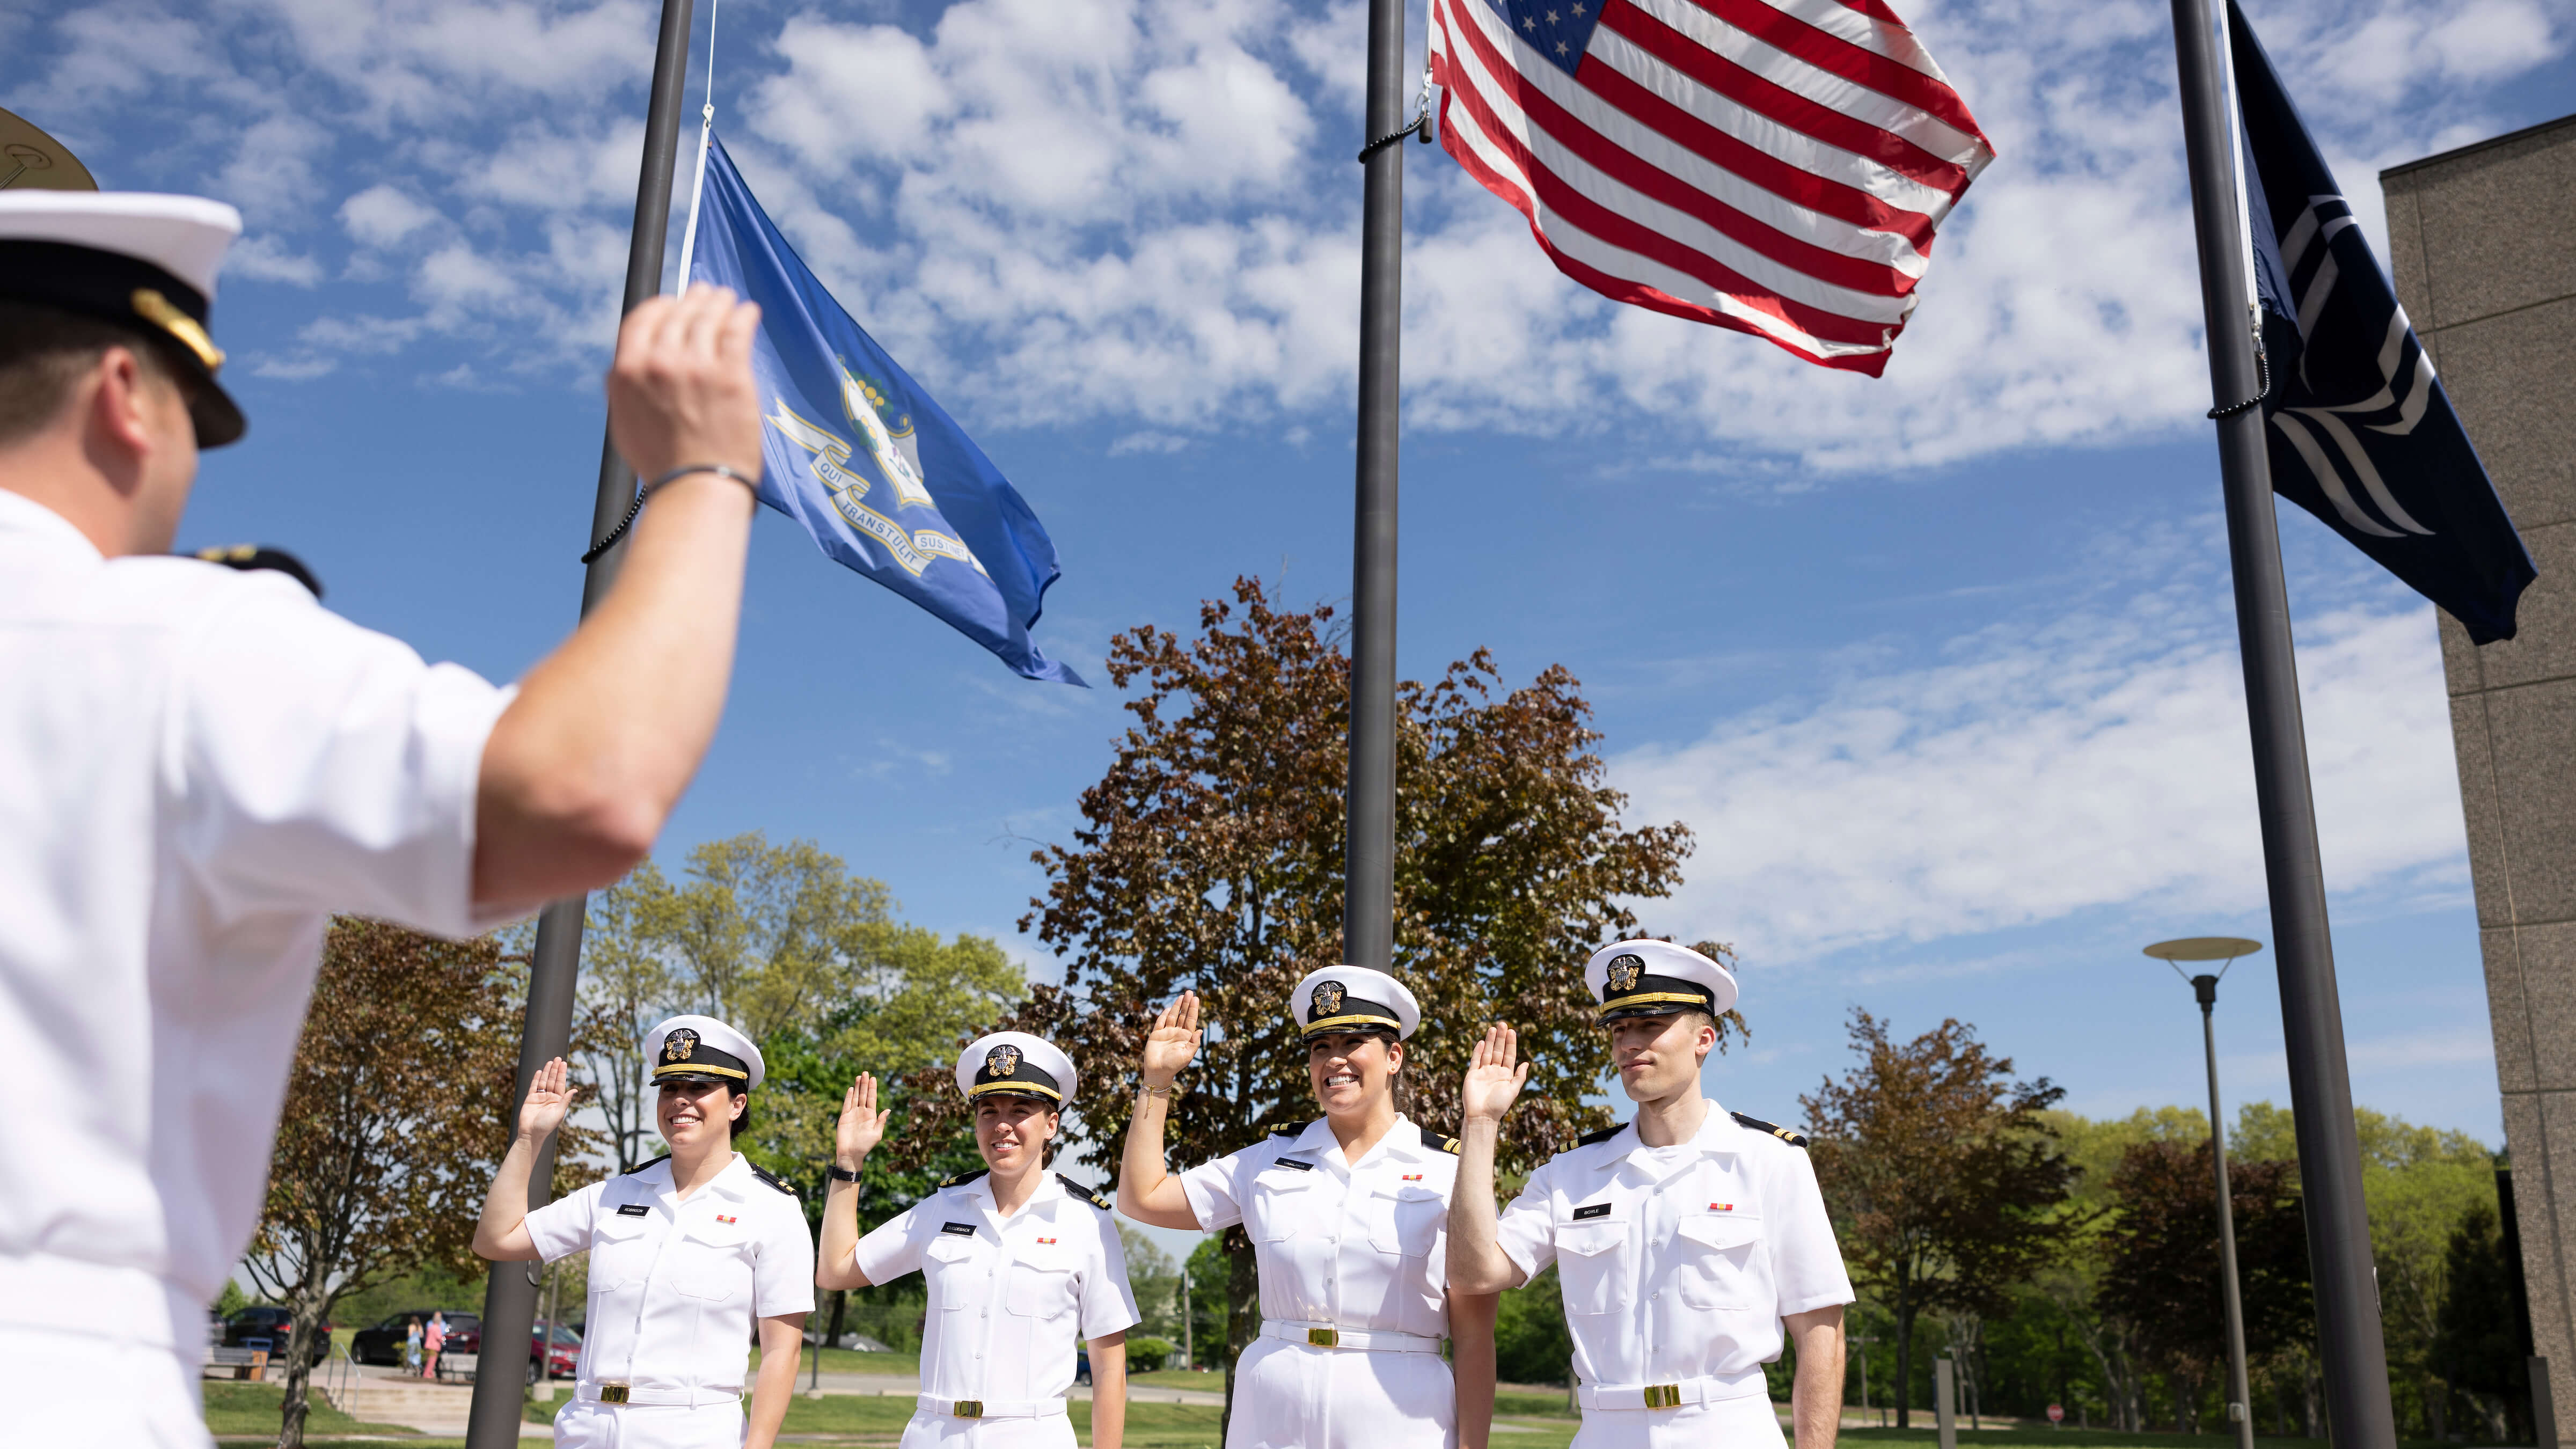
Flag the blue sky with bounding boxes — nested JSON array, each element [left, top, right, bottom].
[[10, 0, 2572, 1209]]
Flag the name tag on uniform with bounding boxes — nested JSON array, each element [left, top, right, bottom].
[[941, 1222, 977, 1236], [1274, 1157, 1315, 1171], [616, 1204, 650, 1217], [1572, 1203, 1613, 1221]]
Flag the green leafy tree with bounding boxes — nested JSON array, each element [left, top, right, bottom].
[[882, 579, 1695, 1416], [1802, 1011, 2079, 1427], [2432, 1198, 2527, 1441], [247, 920, 603, 1447]]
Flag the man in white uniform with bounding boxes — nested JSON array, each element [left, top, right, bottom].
[[0, 191, 768, 1445], [1447, 941, 1853, 1449]]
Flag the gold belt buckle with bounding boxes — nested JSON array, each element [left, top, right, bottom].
[[597, 1382, 631, 1405], [953, 1401, 984, 1418], [1307, 1327, 1340, 1348], [1642, 1385, 1682, 1409]]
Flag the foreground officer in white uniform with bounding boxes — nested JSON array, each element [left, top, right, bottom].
[[1117, 968, 1500, 1449], [475, 1016, 816, 1449], [1447, 941, 1852, 1449], [0, 192, 766, 1446], [819, 1032, 1140, 1449]]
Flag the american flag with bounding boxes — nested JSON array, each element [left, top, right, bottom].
[[1428, 0, 1994, 375]]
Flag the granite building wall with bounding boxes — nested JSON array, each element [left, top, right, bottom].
[[2382, 112, 2576, 1432]]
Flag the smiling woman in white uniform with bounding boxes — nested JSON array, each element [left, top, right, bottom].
[[1117, 968, 1501, 1449], [817, 1032, 1140, 1449], [474, 1016, 817, 1449]]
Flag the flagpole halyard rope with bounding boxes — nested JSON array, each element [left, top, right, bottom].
[[2207, 306, 2272, 419], [672, 0, 720, 288], [1357, 65, 1436, 163]]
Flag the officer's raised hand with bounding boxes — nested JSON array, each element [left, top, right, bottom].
[[517, 1056, 575, 1144], [1460, 1024, 1529, 1124], [605, 282, 765, 490], [835, 1072, 892, 1169], [1140, 990, 1203, 1087]]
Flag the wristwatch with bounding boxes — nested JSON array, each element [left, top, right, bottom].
[[825, 1162, 862, 1182]]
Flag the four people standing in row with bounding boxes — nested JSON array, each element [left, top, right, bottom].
[[481, 940, 1848, 1449]]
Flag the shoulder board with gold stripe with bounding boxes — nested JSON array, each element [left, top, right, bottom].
[[1576, 1123, 1626, 1147], [940, 1168, 991, 1189], [1057, 1173, 1114, 1209], [1730, 1111, 1810, 1148], [1417, 1124, 1462, 1155], [749, 1161, 799, 1196]]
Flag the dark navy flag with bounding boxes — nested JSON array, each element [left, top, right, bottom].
[[2228, 2, 2534, 643], [686, 135, 1082, 684]]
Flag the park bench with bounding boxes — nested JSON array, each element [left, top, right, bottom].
[[203, 1346, 269, 1381]]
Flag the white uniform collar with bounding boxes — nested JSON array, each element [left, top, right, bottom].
[[633, 1150, 756, 1202], [1286, 1114, 1424, 1170], [955, 1168, 1065, 1217], [0, 488, 102, 560], [1577, 1100, 1740, 1173]]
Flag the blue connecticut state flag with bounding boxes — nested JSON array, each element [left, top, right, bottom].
[[686, 135, 1082, 684], [2229, 2, 2535, 643]]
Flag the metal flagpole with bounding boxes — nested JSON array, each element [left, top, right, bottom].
[[461, 0, 697, 1442], [1342, 0, 1410, 974], [2194, 973, 2258, 1449], [2165, 1, 2400, 1445]]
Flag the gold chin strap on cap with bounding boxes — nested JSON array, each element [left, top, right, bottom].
[[1298, 1013, 1402, 1035], [129, 289, 224, 372]]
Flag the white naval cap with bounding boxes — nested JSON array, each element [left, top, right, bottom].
[[1290, 965, 1422, 1041], [1585, 939, 1737, 1024], [644, 1014, 765, 1092], [957, 1031, 1077, 1106], [0, 190, 248, 446]]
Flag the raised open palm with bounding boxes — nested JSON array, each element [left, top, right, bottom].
[[1141, 991, 1203, 1086], [518, 1057, 574, 1141], [837, 1072, 892, 1164], [1461, 1024, 1529, 1124]]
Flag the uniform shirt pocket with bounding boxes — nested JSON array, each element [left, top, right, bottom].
[[1364, 1186, 1447, 1260], [671, 1218, 751, 1302], [1004, 1242, 1078, 1319], [589, 1210, 656, 1290], [1672, 1211, 1765, 1310], [1553, 1216, 1630, 1315], [927, 1234, 990, 1309], [1248, 1169, 1318, 1243]]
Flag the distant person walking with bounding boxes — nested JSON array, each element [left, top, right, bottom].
[[404, 1317, 424, 1374], [423, 1312, 447, 1379]]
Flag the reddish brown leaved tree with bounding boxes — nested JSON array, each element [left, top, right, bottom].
[[881, 578, 1697, 1414]]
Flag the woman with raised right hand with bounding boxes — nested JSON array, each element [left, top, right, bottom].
[[1117, 973, 1499, 1449]]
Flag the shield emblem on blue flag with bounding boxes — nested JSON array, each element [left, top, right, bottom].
[[685, 135, 1084, 684]]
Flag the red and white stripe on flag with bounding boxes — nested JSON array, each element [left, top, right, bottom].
[[1428, 0, 1994, 375]]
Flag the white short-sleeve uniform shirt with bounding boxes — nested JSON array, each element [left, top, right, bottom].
[[525, 1153, 817, 1448], [852, 1169, 1139, 1449], [0, 493, 513, 1445], [1492, 1104, 1855, 1449], [1181, 1117, 1464, 1449]]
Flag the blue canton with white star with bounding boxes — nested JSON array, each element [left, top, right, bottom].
[[1477, 0, 1604, 75]]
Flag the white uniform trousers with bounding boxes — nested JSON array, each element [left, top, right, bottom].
[[897, 1407, 1077, 1448], [0, 1327, 209, 1448], [1570, 1387, 1789, 1449], [1223, 1336, 1456, 1449], [553, 1397, 747, 1448]]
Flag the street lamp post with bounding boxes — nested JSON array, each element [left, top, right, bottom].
[[2145, 936, 2263, 1449]]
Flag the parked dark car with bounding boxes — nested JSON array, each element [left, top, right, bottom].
[[219, 1306, 330, 1366], [441, 1319, 581, 1385], [349, 1309, 481, 1367]]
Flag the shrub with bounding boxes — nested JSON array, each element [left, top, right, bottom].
[[1126, 1336, 1175, 1373]]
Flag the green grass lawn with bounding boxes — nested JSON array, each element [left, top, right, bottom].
[[201, 1380, 419, 1438], [745, 1343, 926, 1377], [1126, 1367, 1226, 1391]]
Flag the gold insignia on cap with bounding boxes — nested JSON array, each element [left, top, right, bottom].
[[985, 1043, 1021, 1079], [665, 1027, 699, 1062], [1312, 980, 1346, 1018], [130, 288, 224, 373], [1606, 955, 1644, 993]]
